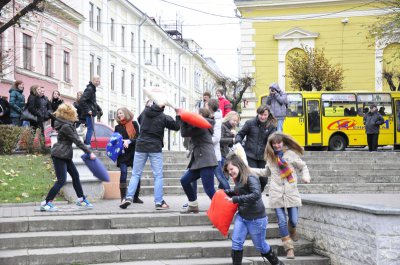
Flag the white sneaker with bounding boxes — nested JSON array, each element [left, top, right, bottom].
[[40, 202, 58, 212]]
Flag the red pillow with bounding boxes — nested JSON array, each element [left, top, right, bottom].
[[180, 109, 212, 129], [207, 190, 238, 237]]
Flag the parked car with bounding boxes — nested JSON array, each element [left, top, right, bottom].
[[44, 122, 114, 149]]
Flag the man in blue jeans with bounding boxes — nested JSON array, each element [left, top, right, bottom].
[[79, 76, 103, 146], [120, 102, 180, 210]]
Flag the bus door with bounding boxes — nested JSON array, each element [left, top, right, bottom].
[[305, 99, 322, 146], [395, 99, 400, 145], [283, 93, 305, 146]]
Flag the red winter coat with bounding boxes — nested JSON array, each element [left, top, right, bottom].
[[218, 97, 232, 117]]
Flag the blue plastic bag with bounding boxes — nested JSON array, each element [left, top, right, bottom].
[[106, 132, 123, 162]]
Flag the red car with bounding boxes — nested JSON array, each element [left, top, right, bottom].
[[44, 123, 114, 149]]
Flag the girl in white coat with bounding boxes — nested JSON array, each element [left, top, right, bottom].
[[251, 132, 310, 259]]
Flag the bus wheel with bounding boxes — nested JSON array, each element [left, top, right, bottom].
[[329, 135, 346, 151]]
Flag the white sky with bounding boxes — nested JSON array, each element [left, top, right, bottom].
[[131, 0, 241, 78]]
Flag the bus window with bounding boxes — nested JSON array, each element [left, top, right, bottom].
[[260, 96, 268, 106], [396, 101, 400, 131], [357, 93, 392, 115], [286, 93, 303, 117], [322, 93, 357, 117], [307, 100, 320, 133]]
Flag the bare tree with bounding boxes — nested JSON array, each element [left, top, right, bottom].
[[217, 75, 254, 112], [0, 0, 46, 35]]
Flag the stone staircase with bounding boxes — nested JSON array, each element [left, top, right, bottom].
[[98, 150, 400, 196], [0, 211, 329, 265]]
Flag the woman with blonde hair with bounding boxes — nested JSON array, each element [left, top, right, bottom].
[[114, 107, 142, 203], [40, 103, 95, 211], [252, 132, 310, 259]]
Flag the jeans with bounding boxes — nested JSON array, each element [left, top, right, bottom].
[[120, 163, 140, 198], [126, 152, 164, 204], [215, 159, 230, 190], [232, 214, 271, 254], [277, 118, 285, 132], [275, 207, 298, 237], [85, 115, 94, 145], [46, 157, 84, 202], [180, 166, 216, 201]]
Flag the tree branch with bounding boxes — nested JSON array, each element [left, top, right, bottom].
[[0, 0, 45, 35]]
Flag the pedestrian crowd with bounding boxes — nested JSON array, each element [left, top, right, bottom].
[[0, 80, 314, 265]]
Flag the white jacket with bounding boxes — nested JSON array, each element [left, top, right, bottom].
[[212, 109, 222, 161]]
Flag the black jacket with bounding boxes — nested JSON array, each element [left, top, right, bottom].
[[51, 119, 91, 160], [220, 121, 235, 157], [79, 82, 102, 116], [0, 97, 11, 124], [181, 119, 217, 170], [51, 98, 64, 113], [231, 175, 266, 220], [26, 93, 43, 122], [115, 121, 140, 167], [135, 104, 180, 153], [39, 95, 52, 121], [235, 116, 277, 160], [364, 111, 384, 134]]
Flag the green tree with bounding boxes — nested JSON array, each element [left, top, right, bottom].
[[217, 75, 254, 112], [287, 46, 344, 91]]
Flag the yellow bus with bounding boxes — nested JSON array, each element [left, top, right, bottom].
[[259, 91, 400, 151]]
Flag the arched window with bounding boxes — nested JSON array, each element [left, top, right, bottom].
[[382, 43, 400, 91], [285, 48, 307, 91]]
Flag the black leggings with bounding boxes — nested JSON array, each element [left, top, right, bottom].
[[45, 157, 84, 202]]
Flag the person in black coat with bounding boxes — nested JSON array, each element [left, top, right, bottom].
[[0, 96, 11, 125], [73, 91, 85, 128], [50, 90, 64, 128], [79, 76, 102, 145], [235, 105, 277, 191], [41, 103, 95, 211], [114, 107, 142, 203], [224, 154, 284, 265], [25, 85, 44, 136]]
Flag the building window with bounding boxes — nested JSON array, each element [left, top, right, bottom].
[[143, 40, 146, 60], [149, 44, 153, 63], [130, 73, 134, 97], [96, 57, 101, 76], [121, 26, 125, 47], [130, 32, 134, 53], [168, 58, 171, 75], [89, 2, 94, 28], [22, 33, 32, 70], [156, 52, 159, 68], [96, 7, 101, 32], [89, 54, 94, 81], [174, 62, 176, 79], [110, 18, 114, 41], [121, 69, 125, 94], [45, 43, 52, 77], [63, 51, 70, 82], [162, 54, 165, 72], [110, 65, 115, 91]]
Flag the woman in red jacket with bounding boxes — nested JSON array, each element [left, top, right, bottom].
[[216, 88, 232, 117]]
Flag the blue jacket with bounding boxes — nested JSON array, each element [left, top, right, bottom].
[[8, 88, 25, 118]]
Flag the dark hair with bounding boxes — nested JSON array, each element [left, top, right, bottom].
[[30, 85, 39, 96], [370, 104, 377, 109], [199, 108, 211, 118], [223, 153, 250, 185], [14, 80, 23, 89], [207, 98, 219, 112], [216, 88, 225, 95], [203, 91, 211, 97]]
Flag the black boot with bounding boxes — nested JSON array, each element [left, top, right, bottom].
[[261, 248, 285, 265], [231, 250, 243, 265], [119, 183, 127, 202]]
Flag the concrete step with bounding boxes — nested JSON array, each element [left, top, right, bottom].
[[92, 255, 330, 265], [0, 224, 281, 250], [0, 213, 278, 234], [0, 239, 314, 265]]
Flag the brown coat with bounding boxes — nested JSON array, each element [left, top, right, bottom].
[[251, 149, 310, 209]]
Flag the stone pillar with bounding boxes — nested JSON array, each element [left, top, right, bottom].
[[50, 131, 104, 202]]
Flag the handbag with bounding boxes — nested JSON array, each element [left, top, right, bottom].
[[20, 108, 37, 122]]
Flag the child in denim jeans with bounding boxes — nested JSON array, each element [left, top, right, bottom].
[[224, 154, 284, 265]]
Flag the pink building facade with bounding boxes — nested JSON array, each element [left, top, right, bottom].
[[0, 0, 84, 104]]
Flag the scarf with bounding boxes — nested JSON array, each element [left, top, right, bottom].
[[275, 150, 295, 183], [119, 118, 136, 139]]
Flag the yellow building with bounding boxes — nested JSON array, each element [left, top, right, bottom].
[[234, 0, 400, 98]]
